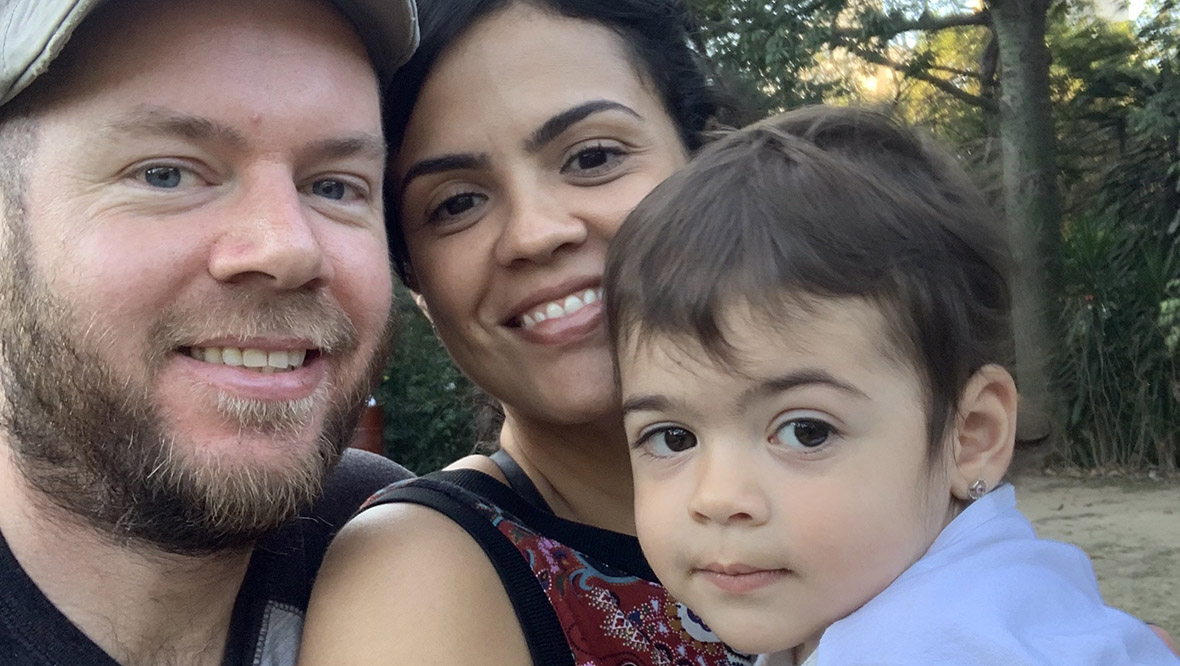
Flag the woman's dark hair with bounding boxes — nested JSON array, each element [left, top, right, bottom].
[[385, 0, 725, 289], [605, 106, 1015, 458]]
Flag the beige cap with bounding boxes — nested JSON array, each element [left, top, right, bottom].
[[0, 0, 419, 107]]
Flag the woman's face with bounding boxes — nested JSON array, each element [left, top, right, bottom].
[[395, 3, 689, 427]]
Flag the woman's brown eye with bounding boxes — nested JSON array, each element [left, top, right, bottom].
[[443, 194, 478, 215], [576, 148, 609, 170], [562, 144, 625, 175], [429, 192, 486, 223]]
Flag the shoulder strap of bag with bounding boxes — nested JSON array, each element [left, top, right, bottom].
[[488, 448, 554, 514]]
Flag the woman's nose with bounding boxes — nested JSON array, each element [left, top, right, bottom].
[[493, 185, 588, 267]]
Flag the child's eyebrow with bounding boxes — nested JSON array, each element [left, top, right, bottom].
[[621, 394, 674, 416], [741, 370, 869, 404]]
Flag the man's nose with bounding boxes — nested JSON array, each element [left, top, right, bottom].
[[207, 169, 331, 290]]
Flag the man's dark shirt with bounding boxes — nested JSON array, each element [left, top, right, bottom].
[[0, 449, 412, 666]]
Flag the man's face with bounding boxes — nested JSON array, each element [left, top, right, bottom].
[[0, 0, 394, 554]]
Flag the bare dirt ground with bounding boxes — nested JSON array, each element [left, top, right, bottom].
[[1015, 473, 1180, 638]]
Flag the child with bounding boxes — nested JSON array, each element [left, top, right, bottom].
[[602, 106, 1179, 666]]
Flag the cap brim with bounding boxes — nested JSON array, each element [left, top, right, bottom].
[[0, 0, 104, 106], [0, 0, 419, 107]]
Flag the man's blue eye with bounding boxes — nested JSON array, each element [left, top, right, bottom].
[[144, 166, 182, 188], [312, 180, 347, 200]]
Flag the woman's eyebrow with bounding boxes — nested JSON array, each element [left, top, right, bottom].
[[398, 152, 491, 198], [523, 99, 642, 154], [398, 100, 641, 197]]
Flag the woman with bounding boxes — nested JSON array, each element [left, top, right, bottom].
[[297, 0, 749, 664]]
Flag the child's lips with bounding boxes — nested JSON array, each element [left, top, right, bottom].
[[701, 562, 770, 575], [695, 563, 791, 593]]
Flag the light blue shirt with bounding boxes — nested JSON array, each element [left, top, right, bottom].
[[756, 484, 1178, 666]]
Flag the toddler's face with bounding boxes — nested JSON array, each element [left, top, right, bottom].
[[620, 298, 960, 657]]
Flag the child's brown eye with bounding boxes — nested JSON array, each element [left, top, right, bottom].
[[773, 419, 833, 450], [661, 427, 697, 452], [637, 425, 699, 457]]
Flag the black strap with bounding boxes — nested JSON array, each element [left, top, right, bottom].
[[489, 449, 554, 514], [368, 477, 575, 666], [435, 470, 657, 582]]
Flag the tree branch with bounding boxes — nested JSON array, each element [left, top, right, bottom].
[[926, 63, 984, 80], [832, 10, 989, 40], [847, 46, 999, 113]]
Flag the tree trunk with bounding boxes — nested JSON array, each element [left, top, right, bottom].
[[989, 0, 1063, 445]]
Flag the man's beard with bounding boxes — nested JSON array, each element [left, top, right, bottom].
[[0, 199, 393, 556]]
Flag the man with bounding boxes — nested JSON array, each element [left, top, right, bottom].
[[0, 0, 416, 664]]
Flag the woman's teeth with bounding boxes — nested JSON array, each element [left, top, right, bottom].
[[521, 288, 600, 330], [186, 346, 309, 373]]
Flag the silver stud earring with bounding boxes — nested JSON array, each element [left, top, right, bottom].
[[967, 478, 988, 500]]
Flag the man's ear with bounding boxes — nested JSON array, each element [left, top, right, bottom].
[[410, 291, 433, 325], [949, 364, 1018, 500]]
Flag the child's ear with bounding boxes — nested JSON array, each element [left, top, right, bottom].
[[410, 291, 433, 325], [948, 364, 1018, 500]]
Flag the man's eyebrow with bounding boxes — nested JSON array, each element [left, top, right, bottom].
[[100, 107, 248, 148], [523, 99, 642, 154], [741, 370, 870, 404], [398, 152, 491, 198], [304, 133, 387, 163], [102, 108, 386, 164]]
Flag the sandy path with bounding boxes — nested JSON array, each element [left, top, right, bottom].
[[1015, 474, 1180, 638]]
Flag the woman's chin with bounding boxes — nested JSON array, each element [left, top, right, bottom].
[[508, 392, 624, 431]]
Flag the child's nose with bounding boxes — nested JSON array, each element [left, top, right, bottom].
[[687, 447, 771, 526]]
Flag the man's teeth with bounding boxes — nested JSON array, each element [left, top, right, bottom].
[[187, 346, 308, 373], [521, 288, 600, 331]]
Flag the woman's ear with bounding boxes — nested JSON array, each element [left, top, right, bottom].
[[949, 364, 1018, 500], [411, 291, 433, 325]]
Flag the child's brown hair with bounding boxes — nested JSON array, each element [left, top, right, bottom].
[[604, 106, 1013, 457]]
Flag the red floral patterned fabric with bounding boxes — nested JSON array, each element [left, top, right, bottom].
[[476, 498, 753, 666]]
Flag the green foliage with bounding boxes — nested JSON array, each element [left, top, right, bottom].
[[1160, 280, 1180, 351], [1051, 13, 1151, 202], [687, 0, 840, 115], [1130, 3, 1180, 233], [1044, 5, 1180, 472], [373, 286, 478, 474], [1058, 213, 1179, 471]]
